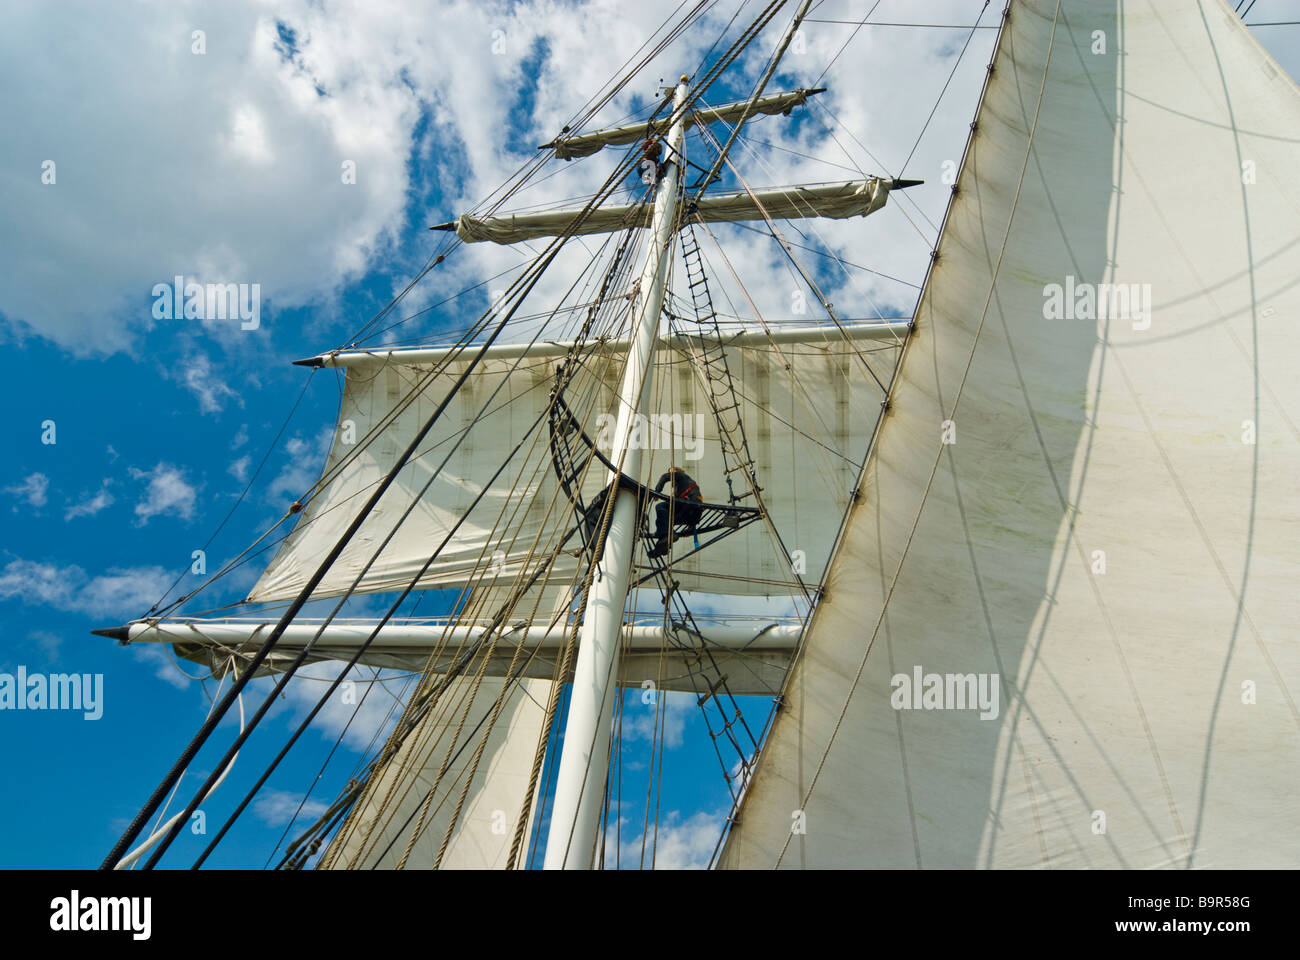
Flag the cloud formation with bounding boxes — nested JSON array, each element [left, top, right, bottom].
[[253, 789, 331, 828], [0, 558, 172, 619], [1, 0, 998, 360], [171, 353, 244, 415], [130, 463, 197, 524], [4, 473, 48, 510], [65, 479, 115, 521]]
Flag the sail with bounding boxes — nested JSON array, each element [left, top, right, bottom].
[[250, 325, 897, 604], [721, 0, 1300, 869], [546, 88, 822, 160], [446, 179, 893, 244], [323, 675, 550, 869]]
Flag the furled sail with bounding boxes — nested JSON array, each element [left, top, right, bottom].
[[721, 0, 1300, 869], [124, 617, 801, 695], [249, 323, 898, 604], [545, 88, 823, 160], [443, 179, 894, 245], [322, 675, 551, 869]]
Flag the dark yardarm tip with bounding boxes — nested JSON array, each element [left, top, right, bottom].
[[292, 355, 325, 367], [429, 221, 457, 232], [891, 178, 925, 189], [91, 625, 130, 643]]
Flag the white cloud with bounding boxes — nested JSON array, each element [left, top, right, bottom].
[[171, 352, 243, 414], [1, 1, 428, 353], [78, 566, 176, 615], [621, 689, 694, 749], [266, 430, 331, 506], [0, 558, 65, 607], [4, 472, 49, 509], [0, 558, 172, 619], [5, 0, 932, 355], [231, 424, 249, 449], [228, 454, 251, 484], [4, 0, 1296, 363], [130, 462, 197, 524], [65, 478, 115, 520], [0, 558, 190, 682], [647, 809, 726, 869], [279, 660, 406, 753], [229, 103, 273, 166], [606, 807, 725, 869], [252, 789, 330, 827]]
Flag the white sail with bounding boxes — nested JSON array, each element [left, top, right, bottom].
[[250, 325, 896, 603], [447, 179, 893, 244], [546, 88, 822, 160], [323, 675, 551, 869], [721, 0, 1300, 869]]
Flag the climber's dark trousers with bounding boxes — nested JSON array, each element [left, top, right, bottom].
[[653, 500, 702, 542]]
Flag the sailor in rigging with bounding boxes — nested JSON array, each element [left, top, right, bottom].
[[647, 466, 703, 559], [637, 137, 665, 185]]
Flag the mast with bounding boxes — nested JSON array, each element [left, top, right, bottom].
[[95, 30, 907, 869], [543, 76, 690, 870]]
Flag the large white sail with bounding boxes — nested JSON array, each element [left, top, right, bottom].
[[721, 0, 1300, 869], [323, 675, 551, 870], [250, 326, 897, 603]]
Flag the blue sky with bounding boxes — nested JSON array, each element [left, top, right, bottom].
[[2, 1, 1296, 869]]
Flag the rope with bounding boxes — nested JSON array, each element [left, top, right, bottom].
[[900, 1, 992, 172], [147, 370, 315, 617], [111, 155, 638, 869], [199, 228, 644, 867], [811, 0, 884, 87], [114, 659, 245, 870], [325, 225, 649, 867]]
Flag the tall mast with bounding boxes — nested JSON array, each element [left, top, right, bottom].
[[97, 39, 909, 870], [543, 76, 690, 870]]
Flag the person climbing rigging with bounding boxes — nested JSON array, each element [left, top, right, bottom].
[[637, 136, 665, 185], [647, 466, 703, 559]]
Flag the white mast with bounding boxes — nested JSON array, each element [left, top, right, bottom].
[[97, 27, 903, 871], [543, 76, 690, 870]]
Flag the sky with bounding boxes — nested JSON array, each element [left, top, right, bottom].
[[1, 0, 1297, 870]]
